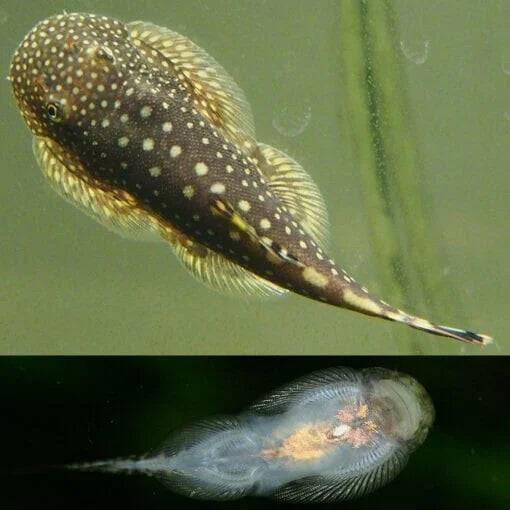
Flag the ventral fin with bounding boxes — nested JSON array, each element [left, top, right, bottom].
[[257, 144, 329, 249], [33, 137, 162, 242], [273, 446, 408, 503], [211, 199, 303, 267], [127, 21, 256, 150], [153, 415, 244, 457], [160, 226, 287, 298], [153, 416, 254, 501]]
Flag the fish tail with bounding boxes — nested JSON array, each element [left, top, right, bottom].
[[62, 455, 170, 477], [339, 284, 492, 346], [385, 310, 492, 346], [6, 457, 145, 477], [64, 456, 142, 475]]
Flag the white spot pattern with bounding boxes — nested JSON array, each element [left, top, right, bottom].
[[195, 162, 208, 176]]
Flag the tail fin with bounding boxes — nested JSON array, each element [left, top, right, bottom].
[[64, 457, 140, 475], [339, 285, 492, 346], [396, 314, 492, 346], [63, 455, 169, 477], [7, 456, 147, 478]]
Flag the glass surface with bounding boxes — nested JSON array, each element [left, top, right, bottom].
[[1, 0, 507, 354]]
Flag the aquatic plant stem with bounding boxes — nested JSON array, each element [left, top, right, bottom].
[[338, 0, 462, 353]]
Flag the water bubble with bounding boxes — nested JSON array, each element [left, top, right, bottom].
[[0, 10, 7, 25], [501, 53, 510, 75], [272, 103, 311, 138], [400, 40, 430, 65]]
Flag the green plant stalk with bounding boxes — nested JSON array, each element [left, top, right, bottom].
[[338, 0, 462, 353]]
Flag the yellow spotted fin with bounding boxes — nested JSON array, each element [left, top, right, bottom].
[[167, 231, 288, 297], [127, 21, 257, 151], [257, 143, 329, 250], [33, 137, 162, 242]]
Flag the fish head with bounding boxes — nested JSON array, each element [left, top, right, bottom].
[[9, 12, 134, 144]]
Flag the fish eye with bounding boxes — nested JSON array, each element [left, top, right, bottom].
[[46, 102, 62, 122]]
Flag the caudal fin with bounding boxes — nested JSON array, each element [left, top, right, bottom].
[[64, 456, 142, 475], [7, 457, 146, 478], [339, 284, 492, 346], [401, 315, 492, 345], [64, 456, 169, 477]]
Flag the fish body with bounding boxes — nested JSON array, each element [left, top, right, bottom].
[[9, 13, 491, 345], [64, 367, 434, 503]]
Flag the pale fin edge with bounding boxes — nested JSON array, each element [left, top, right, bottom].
[[273, 446, 408, 503], [166, 228, 288, 298], [249, 367, 362, 415], [258, 143, 330, 249], [127, 21, 256, 151], [153, 416, 252, 501], [33, 136, 162, 242]]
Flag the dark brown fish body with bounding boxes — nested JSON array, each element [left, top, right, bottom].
[[10, 13, 491, 345]]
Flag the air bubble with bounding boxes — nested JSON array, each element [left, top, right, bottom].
[[501, 53, 510, 75], [400, 40, 430, 65], [272, 103, 311, 137]]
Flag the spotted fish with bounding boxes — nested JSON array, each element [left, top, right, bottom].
[[9, 12, 491, 346]]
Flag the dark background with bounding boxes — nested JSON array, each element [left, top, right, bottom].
[[1, 357, 508, 510]]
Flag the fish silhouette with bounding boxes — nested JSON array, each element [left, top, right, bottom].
[[63, 366, 434, 503]]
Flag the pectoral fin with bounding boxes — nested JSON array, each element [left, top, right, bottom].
[[127, 21, 256, 151], [33, 136, 162, 242]]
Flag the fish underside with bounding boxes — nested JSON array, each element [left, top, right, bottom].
[[9, 12, 491, 345], [59, 367, 434, 503]]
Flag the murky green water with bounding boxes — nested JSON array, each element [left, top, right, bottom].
[[1, 0, 508, 354]]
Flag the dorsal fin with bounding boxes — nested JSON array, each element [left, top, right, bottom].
[[257, 144, 329, 249], [33, 136, 162, 242], [127, 21, 256, 150]]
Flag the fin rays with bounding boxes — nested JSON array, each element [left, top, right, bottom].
[[127, 21, 256, 150], [273, 446, 408, 503], [258, 144, 329, 249], [33, 137, 163, 242], [167, 229, 287, 298]]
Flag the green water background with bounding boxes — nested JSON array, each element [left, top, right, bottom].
[[1, 0, 508, 354], [1, 357, 509, 509]]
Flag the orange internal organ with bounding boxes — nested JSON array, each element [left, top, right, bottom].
[[262, 423, 333, 461]]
